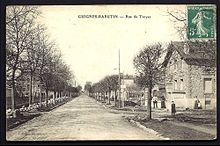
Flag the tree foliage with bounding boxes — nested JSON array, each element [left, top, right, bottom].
[[91, 75, 119, 94], [84, 82, 92, 93], [6, 6, 77, 110], [133, 43, 165, 119]]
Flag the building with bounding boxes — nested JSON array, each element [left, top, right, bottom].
[[162, 41, 216, 110], [120, 75, 142, 102], [151, 84, 166, 108]]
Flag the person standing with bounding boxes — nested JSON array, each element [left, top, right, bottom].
[[152, 95, 158, 108], [171, 101, 176, 116], [194, 96, 199, 109], [197, 100, 202, 109], [161, 96, 166, 108]]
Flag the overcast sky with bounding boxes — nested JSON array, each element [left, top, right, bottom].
[[38, 5, 185, 87]]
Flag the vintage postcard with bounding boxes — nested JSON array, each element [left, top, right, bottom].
[[5, 4, 217, 141]]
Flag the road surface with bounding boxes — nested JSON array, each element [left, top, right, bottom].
[[6, 95, 163, 140]]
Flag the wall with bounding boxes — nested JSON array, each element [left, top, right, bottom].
[[165, 51, 190, 110], [188, 65, 216, 109]]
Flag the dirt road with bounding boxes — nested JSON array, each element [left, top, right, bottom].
[[6, 95, 164, 140]]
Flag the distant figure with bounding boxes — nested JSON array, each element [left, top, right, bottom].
[[171, 101, 176, 116], [161, 96, 166, 108], [194, 96, 199, 109], [152, 96, 158, 108], [140, 94, 144, 105], [197, 100, 202, 109], [111, 96, 113, 101]]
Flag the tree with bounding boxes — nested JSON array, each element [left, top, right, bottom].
[[165, 8, 187, 40], [99, 80, 108, 101], [76, 85, 82, 93], [108, 75, 119, 106], [34, 32, 55, 106], [84, 81, 92, 95], [91, 83, 99, 99], [67, 86, 79, 97], [103, 76, 112, 104], [6, 6, 40, 115], [91, 82, 104, 100], [103, 75, 119, 105], [22, 25, 46, 106], [41, 50, 65, 106], [133, 43, 165, 119]]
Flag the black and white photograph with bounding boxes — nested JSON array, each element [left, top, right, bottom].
[[4, 4, 217, 141]]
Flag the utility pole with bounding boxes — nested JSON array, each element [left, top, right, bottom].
[[118, 49, 121, 108]]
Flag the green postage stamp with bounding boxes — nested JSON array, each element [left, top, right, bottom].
[[187, 5, 215, 39]]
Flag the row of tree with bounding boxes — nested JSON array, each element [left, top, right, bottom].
[[6, 6, 80, 114], [85, 43, 165, 119], [84, 75, 119, 106]]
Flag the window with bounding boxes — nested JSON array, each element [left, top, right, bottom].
[[204, 78, 212, 93], [174, 80, 178, 90], [180, 79, 184, 90]]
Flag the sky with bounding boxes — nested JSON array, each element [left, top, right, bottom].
[[38, 5, 186, 87]]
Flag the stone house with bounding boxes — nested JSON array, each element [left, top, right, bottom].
[[120, 75, 136, 101], [162, 41, 216, 110]]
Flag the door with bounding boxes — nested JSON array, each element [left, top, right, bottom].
[[204, 78, 213, 109]]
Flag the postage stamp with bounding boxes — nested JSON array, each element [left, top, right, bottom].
[[187, 5, 215, 39]]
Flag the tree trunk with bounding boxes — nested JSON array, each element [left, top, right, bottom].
[[11, 83, 16, 117], [105, 91, 108, 103], [147, 86, 152, 119], [108, 91, 111, 104], [11, 74, 15, 107], [45, 88, 48, 107], [39, 91, 42, 107], [58, 91, 60, 102], [11, 52, 19, 117], [53, 91, 56, 104], [29, 72, 33, 106], [60, 91, 62, 102], [143, 88, 146, 106], [114, 90, 117, 106], [103, 93, 105, 101]]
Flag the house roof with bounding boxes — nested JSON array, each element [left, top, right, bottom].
[[162, 41, 216, 67]]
